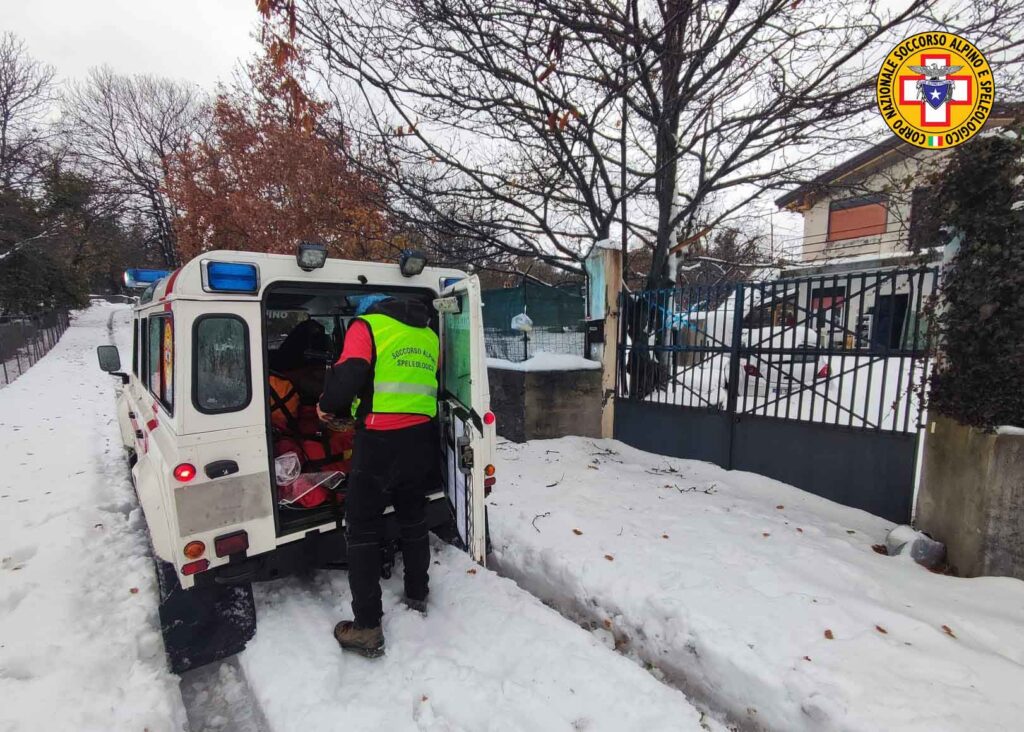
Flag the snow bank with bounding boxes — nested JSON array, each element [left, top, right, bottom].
[[487, 352, 601, 372], [489, 437, 1024, 732], [0, 304, 186, 730], [240, 542, 708, 731]]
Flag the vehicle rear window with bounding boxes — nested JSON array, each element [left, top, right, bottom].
[[193, 315, 250, 413], [148, 315, 174, 412]]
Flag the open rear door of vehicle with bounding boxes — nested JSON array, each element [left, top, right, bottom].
[[436, 275, 493, 564]]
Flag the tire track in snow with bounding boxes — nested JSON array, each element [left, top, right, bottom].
[[180, 658, 273, 732]]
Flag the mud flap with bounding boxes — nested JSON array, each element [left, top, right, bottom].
[[155, 560, 257, 675]]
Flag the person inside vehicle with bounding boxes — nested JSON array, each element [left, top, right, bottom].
[[317, 292, 440, 658]]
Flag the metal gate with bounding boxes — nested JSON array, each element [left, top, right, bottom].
[[614, 267, 939, 522]]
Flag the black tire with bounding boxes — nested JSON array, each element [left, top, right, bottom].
[[154, 559, 257, 675]]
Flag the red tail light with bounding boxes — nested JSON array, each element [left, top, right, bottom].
[[743, 363, 761, 378], [817, 364, 831, 378], [483, 411, 496, 426], [173, 463, 197, 482], [214, 530, 249, 558], [182, 559, 209, 576]]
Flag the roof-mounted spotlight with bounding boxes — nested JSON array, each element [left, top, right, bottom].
[[297, 241, 328, 272], [399, 249, 427, 277]]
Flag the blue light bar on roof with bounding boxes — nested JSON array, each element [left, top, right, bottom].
[[204, 261, 259, 294], [124, 268, 171, 289]]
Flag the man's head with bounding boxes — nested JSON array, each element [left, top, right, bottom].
[[354, 293, 392, 316]]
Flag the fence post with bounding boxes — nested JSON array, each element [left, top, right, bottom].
[[584, 241, 623, 439], [0, 329, 7, 386], [725, 283, 745, 469]]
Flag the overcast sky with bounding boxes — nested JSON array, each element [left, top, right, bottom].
[[3, 0, 261, 89]]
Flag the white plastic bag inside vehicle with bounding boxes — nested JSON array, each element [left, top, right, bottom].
[[275, 451, 302, 486], [511, 312, 533, 332]]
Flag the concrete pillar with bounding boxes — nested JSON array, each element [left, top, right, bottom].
[[585, 241, 623, 439]]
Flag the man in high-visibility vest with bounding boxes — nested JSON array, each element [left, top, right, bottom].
[[318, 293, 440, 658]]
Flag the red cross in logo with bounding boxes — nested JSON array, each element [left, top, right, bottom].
[[898, 53, 972, 127]]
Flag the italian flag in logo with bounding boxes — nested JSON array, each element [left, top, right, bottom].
[[926, 135, 945, 148]]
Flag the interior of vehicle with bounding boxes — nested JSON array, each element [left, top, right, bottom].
[[263, 283, 440, 536]]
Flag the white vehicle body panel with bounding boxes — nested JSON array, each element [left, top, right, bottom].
[[112, 251, 491, 588]]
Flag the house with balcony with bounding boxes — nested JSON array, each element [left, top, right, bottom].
[[771, 109, 1017, 351]]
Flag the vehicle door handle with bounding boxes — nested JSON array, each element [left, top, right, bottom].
[[205, 460, 239, 479]]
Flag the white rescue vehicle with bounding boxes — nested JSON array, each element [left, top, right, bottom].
[[96, 245, 495, 672]]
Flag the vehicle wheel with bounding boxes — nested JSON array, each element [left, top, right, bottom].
[[154, 559, 257, 675]]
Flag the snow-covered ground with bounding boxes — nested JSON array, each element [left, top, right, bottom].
[[0, 303, 187, 730], [489, 437, 1024, 731], [9, 302, 1022, 731], [488, 352, 601, 372], [0, 304, 710, 731]]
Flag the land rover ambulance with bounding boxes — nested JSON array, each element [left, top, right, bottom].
[[96, 245, 495, 672]]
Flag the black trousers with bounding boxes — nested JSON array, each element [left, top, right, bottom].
[[345, 420, 439, 628]]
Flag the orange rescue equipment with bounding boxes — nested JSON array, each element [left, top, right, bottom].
[[269, 372, 300, 431]]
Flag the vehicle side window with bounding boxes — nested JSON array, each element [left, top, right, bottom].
[[443, 293, 472, 408], [147, 315, 174, 412], [193, 315, 250, 414], [132, 318, 139, 377], [139, 317, 148, 382]]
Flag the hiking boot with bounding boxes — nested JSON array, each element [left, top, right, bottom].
[[404, 597, 428, 614], [333, 620, 385, 658]]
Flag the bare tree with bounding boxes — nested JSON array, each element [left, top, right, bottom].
[[0, 31, 57, 191], [64, 68, 208, 266], [264, 0, 1023, 287]]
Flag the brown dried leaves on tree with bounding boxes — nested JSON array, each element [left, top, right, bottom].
[[166, 53, 391, 261]]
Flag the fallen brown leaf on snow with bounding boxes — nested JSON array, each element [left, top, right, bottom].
[[466, 568, 477, 575], [871, 544, 888, 555], [129, 587, 139, 594], [776, 505, 784, 510], [573, 528, 583, 536], [661, 534, 669, 539], [803, 656, 812, 662], [942, 624, 957, 638], [796, 528, 804, 533], [875, 625, 888, 634], [421, 695, 429, 702], [824, 629, 834, 640], [762, 532, 770, 537], [604, 554, 614, 561]]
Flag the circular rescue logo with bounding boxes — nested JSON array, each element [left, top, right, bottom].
[[876, 32, 994, 150]]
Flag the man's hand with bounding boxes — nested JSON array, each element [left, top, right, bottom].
[[317, 402, 353, 432]]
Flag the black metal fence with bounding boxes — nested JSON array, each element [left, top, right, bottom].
[[484, 326, 586, 363], [614, 267, 940, 522], [0, 311, 70, 387]]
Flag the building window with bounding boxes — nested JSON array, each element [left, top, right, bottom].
[[827, 194, 888, 242], [193, 315, 251, 414], [148, 315, 173, 412], [811, 286, 846, 333]]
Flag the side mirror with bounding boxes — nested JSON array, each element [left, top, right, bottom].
[[96, 345, 129, 384], [96, 345, 122, 372]]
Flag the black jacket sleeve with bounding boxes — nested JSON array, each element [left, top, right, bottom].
[[318, 358, 371, 417]]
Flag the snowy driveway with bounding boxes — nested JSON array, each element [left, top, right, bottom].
[[0, 304, 709, 732], [489, 438, 1024, 732]]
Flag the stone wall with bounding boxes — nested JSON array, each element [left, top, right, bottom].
[[917, 415, 1024, 579], [488, 368, 603, 443]]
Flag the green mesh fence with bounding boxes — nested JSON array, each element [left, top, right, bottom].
[[482, 280, 586, 362]]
